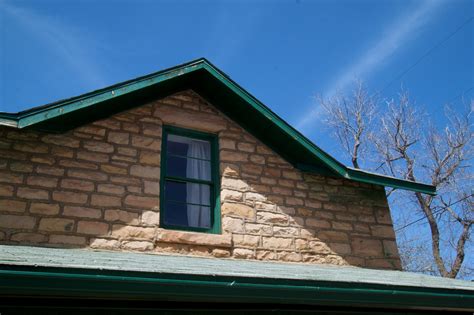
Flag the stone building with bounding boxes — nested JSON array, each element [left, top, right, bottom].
[[0, 59, 472, 313]]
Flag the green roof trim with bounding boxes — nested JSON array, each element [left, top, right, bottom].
[[1, 246, 473, 311], [0, 58, 436, 195]]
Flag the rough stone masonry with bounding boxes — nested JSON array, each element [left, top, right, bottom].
[[0, 90, 401, 270]]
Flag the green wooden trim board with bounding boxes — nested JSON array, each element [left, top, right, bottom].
[[0, 245, 472, 311], [0, 58, 436, 195]]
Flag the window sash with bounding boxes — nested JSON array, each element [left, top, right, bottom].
[[160, 126, 220, 234]]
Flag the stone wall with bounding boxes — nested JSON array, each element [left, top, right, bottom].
[[0, 90, 401, 269]]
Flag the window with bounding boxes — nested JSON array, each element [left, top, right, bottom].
[[160, 126, 220, 233]]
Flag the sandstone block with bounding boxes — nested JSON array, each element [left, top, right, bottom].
[[332, 222, 353, 231], [221, 150, 248, 162], [112, 225, 155, 240], [286, 197, 304, 206], [212, 248, 231, 258], [329, 242, 352, 255], [90, 238, 121, 250], [122, 241, 154, 251], [383, 240, 399, 257], [124, 195, 159, 209], [0, 199, 26, 213], [222, 203, 254, 219], [59, 159, 98, 170], [221, 178, 248, 191], [130, 165, 160, 179], [17, 187, 49, 200], [375, 208, 393, 224], [139, 151, 160, 166], [245, 192, 266, 202], [42, 135, 80, 148], [233, 248, 255, 259], [273, 226, 298, 237], [77, 221, 109, 235], [98, 183, 125, 195], [49, 234, 86, 245], [157, 229, 232, 247], [67, 169, 107, 181], [0, 214, 36, 229], [233, 234, 260, 247], [27, 176, 58, 188], [371, 225, 396, 238], [219, 138, 236, 150], [39, 218, 74, 232], [108, 131, 129, 145], [0, 171, 23, 184], [63, 206, 102, 219], [131, 135, 160, 150], [305, 218, 331, 229], [237, 142, 255, 152], [105, 209, 139, 225], [77, 151, 109, 163], [29, 202, 60, 215], [262, 237, 293, 249], [221, 214, 245, 232], [221, 189, 243, 202], [154, 106, 227, 132], [13, 142, 48, 153], [245, 223, 273, 236], [11, 232, 47, 243], [61, 179, 95, 191], [141, 210, 160, 225], [352, 238, 383, 257], [0, 184, 14, 196], [277, 251, 302, 262], [144, 181, 160, 195], [318, 231, 349, 242], [257, 212, 288, 225], [91, 194, 121, 207], [83, 140, 114, 153]]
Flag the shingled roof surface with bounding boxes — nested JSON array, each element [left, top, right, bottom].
[[0, 245, 473, 311]]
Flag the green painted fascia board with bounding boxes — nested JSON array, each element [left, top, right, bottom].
[[0, 58, 436, 195], [347, 168, 436, 195], [0, 268, 472, 311], [199, 61, 436, 196], [199, 62, 348, 177], [12, 61, 205, 128]]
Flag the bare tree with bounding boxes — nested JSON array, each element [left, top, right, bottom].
[[320, 84, 473, 278], [319, 81, 377, 169]]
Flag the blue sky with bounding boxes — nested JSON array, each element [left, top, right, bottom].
[[1, 0, 472, 146], [0, 0, 473, 274]]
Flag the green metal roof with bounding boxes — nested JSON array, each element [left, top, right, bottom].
[[0, 245, 472, 311], [0, 58, 436, 195]]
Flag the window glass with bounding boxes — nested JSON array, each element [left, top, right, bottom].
[[161, 130, 216, 231], [166, 134, 212, 181]]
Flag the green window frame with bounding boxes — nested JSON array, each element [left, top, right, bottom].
[[160, 125, 221, 234]]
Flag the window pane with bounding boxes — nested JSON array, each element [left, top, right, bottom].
[[163, 201, 211, 229], [165, 180, 211, 206], [167, 134, 211, 160], [185, 204, 211, 228], [163, 201, 188, 227], [166, 155, 211, 181]]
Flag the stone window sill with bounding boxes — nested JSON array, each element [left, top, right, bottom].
[[156, 229, 232, 248]]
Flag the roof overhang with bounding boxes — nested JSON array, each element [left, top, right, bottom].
[[0, 246, 472, 312], [0, 58, 436, 195]]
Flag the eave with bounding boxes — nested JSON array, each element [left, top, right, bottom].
[[0, 245, 473, 312], [0, 58, 436, 195]]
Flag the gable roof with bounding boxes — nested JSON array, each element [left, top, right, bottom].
[[1, 245, 473, 311], [0, 58, 436, 195]]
